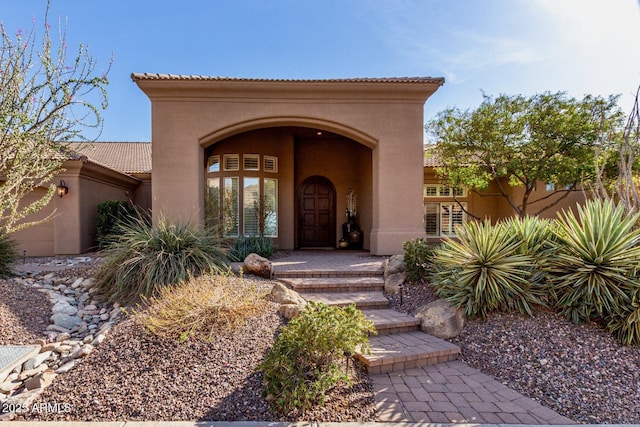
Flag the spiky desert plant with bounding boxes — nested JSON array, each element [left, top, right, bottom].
[[502, 216, 557, 298], [550, 199, 640, 326], [429, 220, 546, 319], [92, 216, 229, 305]]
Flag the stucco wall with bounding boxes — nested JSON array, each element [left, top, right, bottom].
[[11, 160, 143, 256], [10, 187, 55, 257]]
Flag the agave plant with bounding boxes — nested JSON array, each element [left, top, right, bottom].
[[607, 288, 640, 347], [502, 216, 557, 266], [93, 216, 229, 305], [550, 199, 640, 326], [429, 220, 546, 319]]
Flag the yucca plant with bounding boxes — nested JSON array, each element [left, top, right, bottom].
[[502, 216, 557, 265], [607, 287, 640, 346], [429, 220, 546, 319], [502, 216, 557, 296], [226, 235, 275, 261], [93, 216, 229, 305], [550, 199, 640, 326]]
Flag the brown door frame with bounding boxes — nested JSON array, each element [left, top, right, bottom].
[[297, 175, 336, 248]]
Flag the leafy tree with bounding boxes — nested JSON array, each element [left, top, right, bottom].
[[426, 92, 624, 217], [0, 3, 110, 235]]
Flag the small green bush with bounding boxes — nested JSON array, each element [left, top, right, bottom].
[[258, 302, 376, 414], [93, 217, 228, 305], [0, 234, 17, 275], [96, 200, 138, 247], [227, 235, 275, 261], [429, 220, 547, 319], [550, 200, 640, 332], [403, 238, 436, 281]]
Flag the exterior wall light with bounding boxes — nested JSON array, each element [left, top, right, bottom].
[[56, 180, 69, 198]]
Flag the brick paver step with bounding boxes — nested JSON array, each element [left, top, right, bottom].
[[356, 331, 460, 375], [302, 292, 389, 309], [280, 277, 384, 293], [274, 269, 383, 278], [362, 309, 421, 335]]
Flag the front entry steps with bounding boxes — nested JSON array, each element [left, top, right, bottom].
[[361, 309, 421, 335], [279, 277, 384, 293], [274, 263, 460, 375], [297, 292, 389, 309], [357, 331, 461, 375]]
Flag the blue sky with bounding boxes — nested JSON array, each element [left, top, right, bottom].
[[3, 0, 640, 142]]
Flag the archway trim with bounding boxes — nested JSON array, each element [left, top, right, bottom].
[[199, 116, 378, 149]]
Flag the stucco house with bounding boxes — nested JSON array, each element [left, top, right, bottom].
[[9, 74, 588, 257], [130, 74, 445, 256], [10, 142, 151, 256]]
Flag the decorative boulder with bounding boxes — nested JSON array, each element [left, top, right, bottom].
[[384, 271, 406, 295], [270, 282, 307, 319], [243, 253, 273, 278], [384, 254, 405, 278], [415, 299, 465, 339]]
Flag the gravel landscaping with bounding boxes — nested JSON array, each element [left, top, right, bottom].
[[5, 258, 640, 423], [450, 310, 640, 424], [2, 261, 376, 422], [389, 280, 640, 424], [0, 280, 51, 345]]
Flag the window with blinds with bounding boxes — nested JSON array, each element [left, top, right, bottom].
[[243, 177, 260, 236], [223, 154, 240, 171], [223, 177, 239, 236], [243, 154, 260, 171], [264, 155, 278, 173]]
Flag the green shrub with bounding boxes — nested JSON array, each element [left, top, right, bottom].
[[96, 200, 138, 247], [92, 217, 228, 305], [403, 238, 436, 281], [258, 302, 376, 414], [0, 234, 17, 275], [550, 200, 640, 328], [227, 235, 275, 261], [134, 273, 270, 342], [429, 220, 547, 319]]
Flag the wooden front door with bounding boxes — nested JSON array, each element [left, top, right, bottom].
[[298, 176, 336, 248]]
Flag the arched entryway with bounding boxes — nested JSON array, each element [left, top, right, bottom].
[[297, 175, 336, 248]]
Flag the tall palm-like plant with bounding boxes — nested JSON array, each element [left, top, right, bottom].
[[551, 200, 640, 326], [429, 220, 545, 319]]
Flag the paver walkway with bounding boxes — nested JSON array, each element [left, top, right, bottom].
[[272, 250, 576, 425], [372, 360, 574, 424]]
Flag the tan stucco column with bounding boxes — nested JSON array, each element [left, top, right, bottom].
[[369, 116, 427, 255]]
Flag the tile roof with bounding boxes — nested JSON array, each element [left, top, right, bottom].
[[67, 142, 152, 174], [131, 73, 445, 85], [423, 147, 442, 167]]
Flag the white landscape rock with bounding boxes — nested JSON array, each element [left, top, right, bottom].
[[52, 300, 78, 316], [50, 313, 82, 330]]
